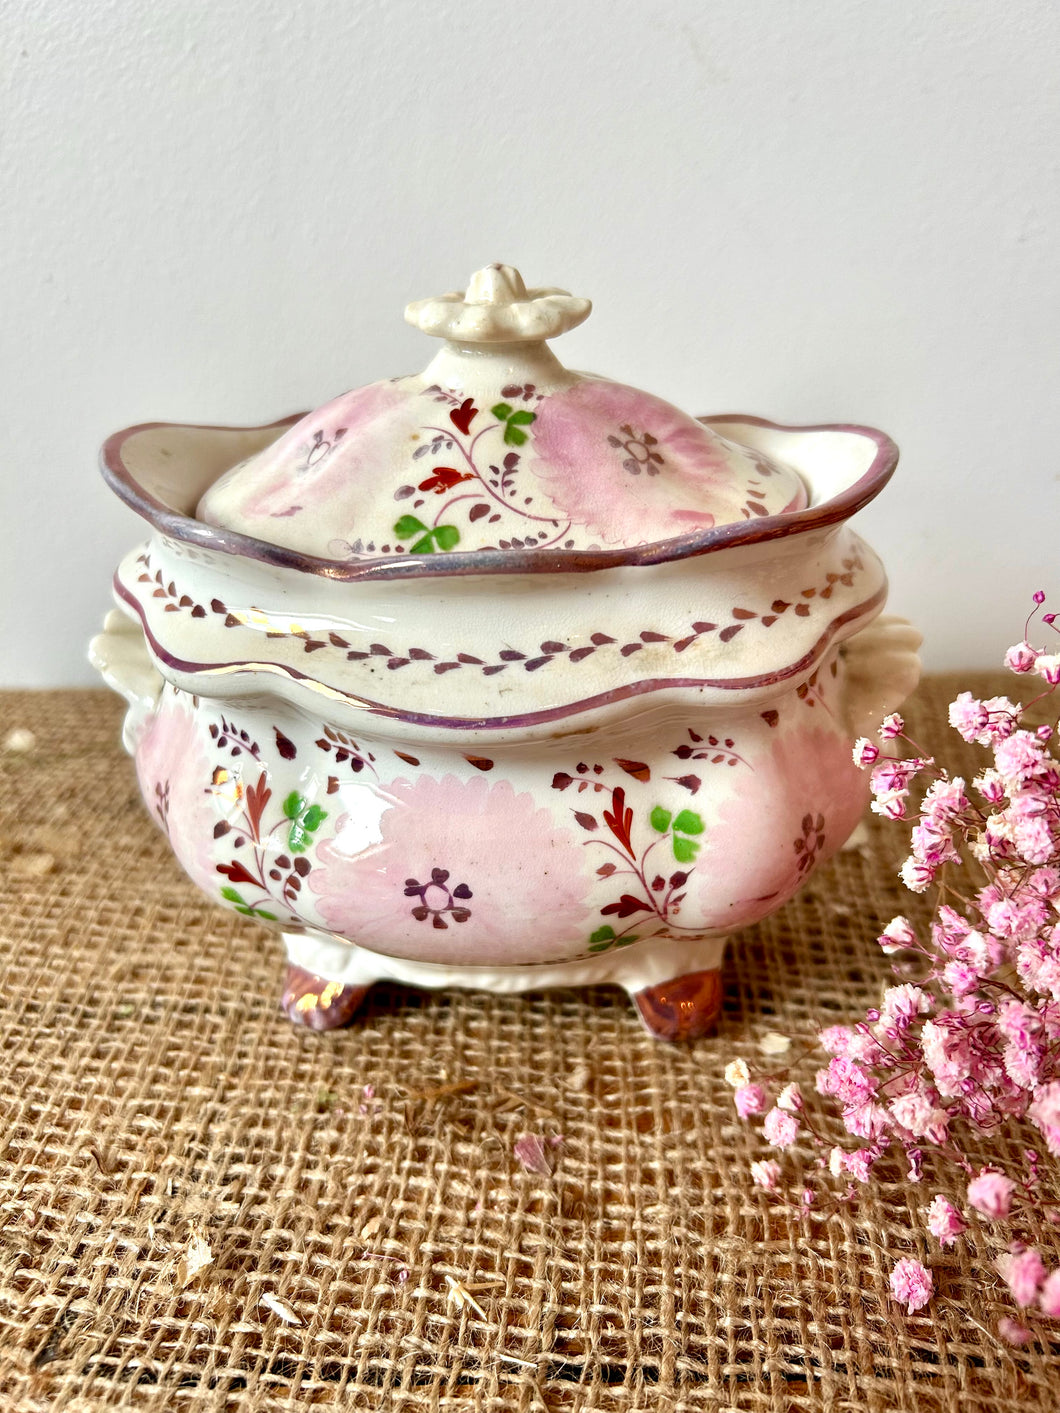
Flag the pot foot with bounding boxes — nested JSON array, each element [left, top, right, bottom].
[[633, 966, 723, 1042], [281, 964, 369, 1031]]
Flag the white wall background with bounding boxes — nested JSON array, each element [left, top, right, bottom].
[[3, 0, 1058, 685]]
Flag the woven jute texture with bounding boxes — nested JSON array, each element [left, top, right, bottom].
[[2, 677, 1059, 1412]]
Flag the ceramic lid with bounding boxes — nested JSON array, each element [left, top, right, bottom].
[[196, 264, 807, 559]]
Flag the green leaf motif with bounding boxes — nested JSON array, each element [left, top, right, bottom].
[[492, 401, 536, 447], [221, 886, 246, 905], [283, 791, 304, 820], [590, 925, 616, 945], [672, 836, 700, 863], [650, 806, 672, 833], [288, 824, 308, 854], [398, 519, 460, 554], [255, 908, 277, 921], [302, 805, 327, 832], [673, 809, 705, 836]]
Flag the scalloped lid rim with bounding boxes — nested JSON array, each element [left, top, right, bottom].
[[100, 414, 898, 583]]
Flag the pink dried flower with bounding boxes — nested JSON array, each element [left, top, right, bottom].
[[881, 984, 931, 1024], [1039, 1268, 1060, 1318], [513, 1134, 553, 1176], [879, 916, 917, 953], [926, 1195, 966, 1247], [997, 1248, 1047, 1307], [899, 857, 935, 892], [853, 737, 880, 766], [750, 1159, 782, 1189], [1005, 642, 1040, 674], [734, 1083, 768, 1118], [762, 1106, 799, 1149], [967, 1169, 1015, 1219], [879, 714, 905, 740], [1029, 1081, 1060, 1156], [949, 693, 1021, 746], [872, 790, 908, 821], [776, 1082, 803, 1112], [1036, 654, 1060, 685], [889, 1257, 933, 1313], [974, 768, 1006, 804], [998, 1317, 1033, 1345], [922, 776, 968, 821]]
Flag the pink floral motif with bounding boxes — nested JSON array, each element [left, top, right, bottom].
[[528, 379, 804, 546], [310, 774, 593, 965], [134, 691, 217, 895], [199, 379, 407, 529], [694, 725, 867, 929]]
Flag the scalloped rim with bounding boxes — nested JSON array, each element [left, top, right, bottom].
[[100, 413, 898, 582]]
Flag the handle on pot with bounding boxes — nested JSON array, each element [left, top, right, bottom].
[[88, 608, 163, 752], [840, 614, 923, 741]]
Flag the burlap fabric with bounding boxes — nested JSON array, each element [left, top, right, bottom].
[[1, 676, 1059, 1412]]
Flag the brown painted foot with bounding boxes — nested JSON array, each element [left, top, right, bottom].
[[633, 967, 723, 1042], [281, 964, 369, 1031]]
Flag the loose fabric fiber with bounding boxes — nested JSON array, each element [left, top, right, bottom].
[[0, 677, 1058, 1412]]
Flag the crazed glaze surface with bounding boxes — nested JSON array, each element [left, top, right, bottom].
[[90, 265, 922, 1037]]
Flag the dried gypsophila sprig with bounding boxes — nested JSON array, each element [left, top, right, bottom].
[[730, 592, 1060, 1333]]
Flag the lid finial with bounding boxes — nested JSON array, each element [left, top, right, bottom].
[[405, 263, 591, 345]]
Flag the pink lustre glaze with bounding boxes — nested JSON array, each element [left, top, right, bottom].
[[527, 378, 805, 546], [694, 723, 868, 930], [310, 774, 593, 965], [134, 689, 219, 897]]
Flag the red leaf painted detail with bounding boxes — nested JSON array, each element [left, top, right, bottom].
[[719, 624, 743, 642], [418, 466, 474, 495], [601, 894, 651, 918], [217, 859, 258, 888], [465, 755, 494, 771], [244, 773, 272, 840], [274, 729, 297, 760], [449, 398, 478, 435], [603, 787, 635, 855], [574, 811, 598, 831], [614, 758, 651, 782]]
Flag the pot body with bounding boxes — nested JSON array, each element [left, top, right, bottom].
[[91, 413, 920, 1010], [129, 665, 867, 971]]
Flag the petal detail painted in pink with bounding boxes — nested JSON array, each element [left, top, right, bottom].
[[309, 774, 593, 965], [134, 691, 218, 896], [527, 378, 804, 546], [695, 725, 868, 929]]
